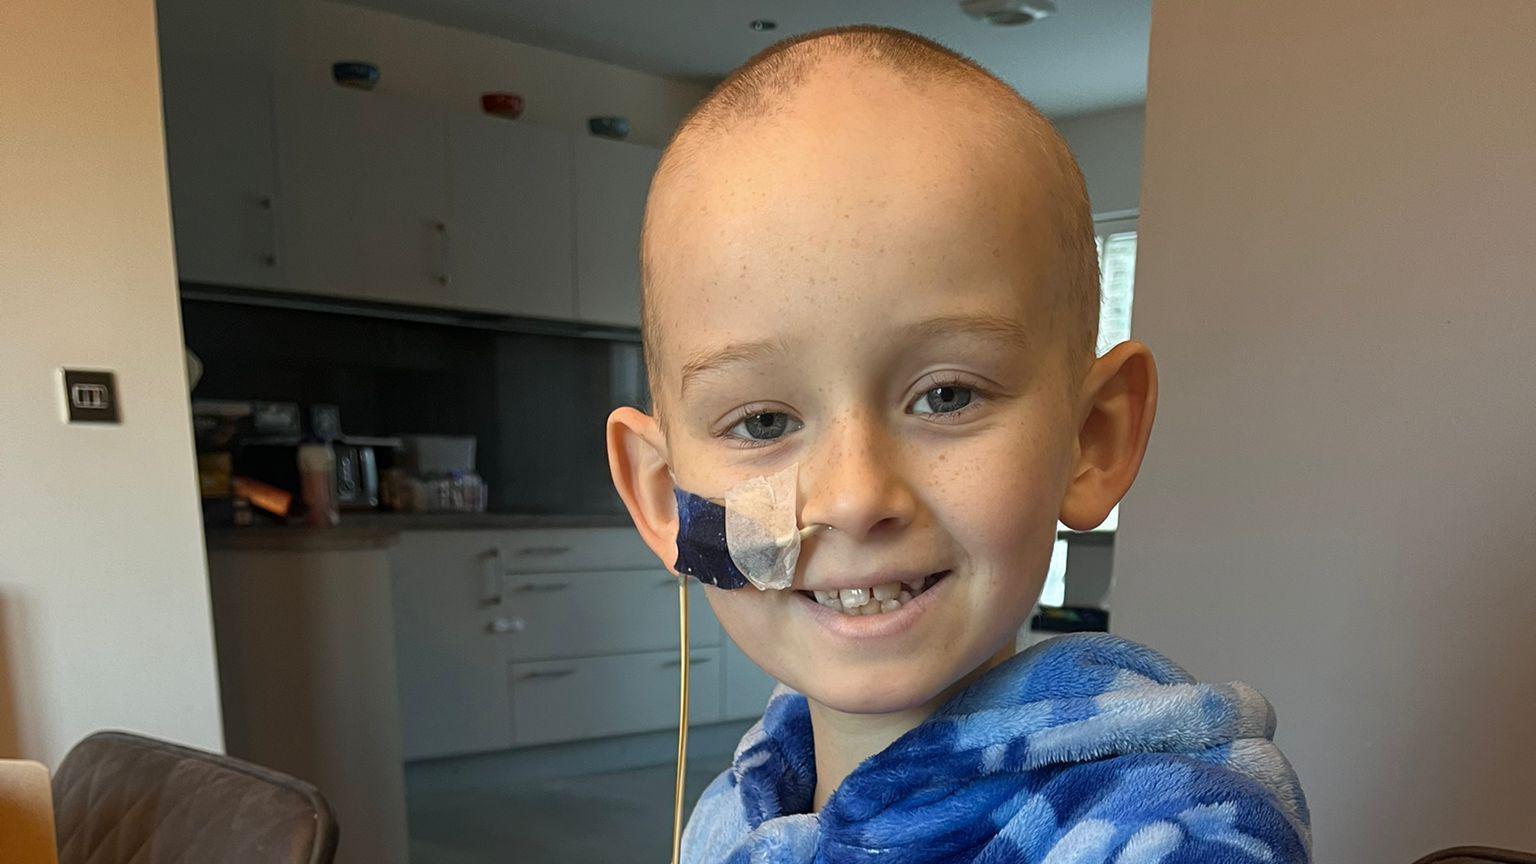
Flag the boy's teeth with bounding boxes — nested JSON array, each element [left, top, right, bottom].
[[810, 574, 944, 617]]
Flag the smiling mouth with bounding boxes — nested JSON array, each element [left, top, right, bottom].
[[796, 570, 952, 617]]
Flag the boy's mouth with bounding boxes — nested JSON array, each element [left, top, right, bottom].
[[796, 570, 951, 617]]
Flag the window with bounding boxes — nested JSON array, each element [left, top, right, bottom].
[[1094, 217, 1138, 358], [1099, 221, 1136, 359], [1061, 215, 1138, 534]]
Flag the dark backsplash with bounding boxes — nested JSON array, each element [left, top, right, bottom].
[[181, 297, 647, 515]]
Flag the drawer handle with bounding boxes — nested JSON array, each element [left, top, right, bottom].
[[519, 668, 576, 680], [487, 617, 525, 635], [432, 220, 451, 287], [479, 547, 503, 607], [515, 545, 571, 557], [511, 582, 569, 593], [662, 656, 714, 668]]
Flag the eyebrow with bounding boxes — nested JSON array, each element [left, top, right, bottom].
[[679, 337, 788, 397], [898, 313, 1034, 349], [675, 313, 1031, 398]]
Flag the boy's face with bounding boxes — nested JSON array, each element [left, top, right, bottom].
[[614, 67, 1146, 715]]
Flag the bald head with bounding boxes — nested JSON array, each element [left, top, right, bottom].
[[641, 25, 1099, 409]]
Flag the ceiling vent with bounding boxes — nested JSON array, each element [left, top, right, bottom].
[[959, 0, 1058, 26]]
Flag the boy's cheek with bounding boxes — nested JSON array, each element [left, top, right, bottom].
[[924, 450, 1063, 552], [702, 588, 798, 681], [701, 586, 775, 643]]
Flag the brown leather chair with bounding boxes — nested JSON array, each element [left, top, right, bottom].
[[52, 731, 338, 864], [1412, 849, 1536, 864]]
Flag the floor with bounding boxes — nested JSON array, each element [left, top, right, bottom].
[[407, 754, 731, 863]]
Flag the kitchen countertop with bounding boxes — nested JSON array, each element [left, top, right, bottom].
[[204, 511, 635, 552], [341, 512, 634, 530]]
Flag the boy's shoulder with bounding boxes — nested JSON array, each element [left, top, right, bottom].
[[683, 634, 1311, 863], [988, 750, 1310, 862]]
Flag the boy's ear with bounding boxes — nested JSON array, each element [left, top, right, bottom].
[[607, 406, 680, 570], [1059, 340, 1159, 531]]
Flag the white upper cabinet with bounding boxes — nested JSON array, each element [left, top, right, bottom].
[[447, 114, 576, 319], [157, 6, 659, 328], [573, 137, 661, 328], [156, 0, 284, 289], [276, 85, 451, 306]]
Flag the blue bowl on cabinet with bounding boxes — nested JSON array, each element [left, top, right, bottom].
[[587, 116, 629, 140], [332, 61, 380, 90]]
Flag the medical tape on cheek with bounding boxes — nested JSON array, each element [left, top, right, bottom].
[[673, 487, 748, 589], [673, 462, 807, 591]]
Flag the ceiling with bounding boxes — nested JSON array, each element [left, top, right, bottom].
[[337, 0, 1151, 118]]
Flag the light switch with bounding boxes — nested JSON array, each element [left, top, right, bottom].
[[61, 369, 120, 424]]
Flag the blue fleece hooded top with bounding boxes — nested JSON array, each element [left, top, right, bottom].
[[681, 633, 1311, 863]]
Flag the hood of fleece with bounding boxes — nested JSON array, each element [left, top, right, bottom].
[[705, 633, 1310, 863]]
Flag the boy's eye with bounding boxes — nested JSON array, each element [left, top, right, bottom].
[[911, 385, 975, 416], [729, 411, 800, 441]]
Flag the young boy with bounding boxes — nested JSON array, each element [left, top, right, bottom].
[[607, 25, 1310, 863]]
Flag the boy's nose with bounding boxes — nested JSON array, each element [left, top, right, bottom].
[[797, 413, 918, 542]]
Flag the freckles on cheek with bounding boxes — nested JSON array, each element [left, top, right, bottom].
[[933, 444, 1060, 565]]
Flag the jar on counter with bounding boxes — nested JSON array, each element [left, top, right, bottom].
[[297, 442, 339, 527]]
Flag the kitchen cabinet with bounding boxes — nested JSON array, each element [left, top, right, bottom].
[[156, 0, 284, 289], [228, 526, 776, 766], [573, 136, 660, 327], [156, 2, 657, 328], [276, 86, 451, 306], [447, 114, 576, 318], [390, 527, 724, 761], [207, 543, 410, 864], [390, 534, 516, 760], [159, 46, 654, 328], [501, 568, 718, 660], [510, 648, 722, 746]]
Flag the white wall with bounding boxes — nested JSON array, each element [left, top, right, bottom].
[[1115, 2, 1536, 860], [1055, 104, 1145, 216], [275, 0, 711, 147], [0, 0, 224, 764]]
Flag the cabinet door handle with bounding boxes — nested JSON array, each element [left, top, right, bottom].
[[479, 547, 503, 607], [255, 194, 278, 268], [518, 668, 575, 680], [510, 582, 569, 593], [662, 656, 714, 668], [487, 616, 525, 634], [514, 545, 571, 557], [432, 220, 451, 287]]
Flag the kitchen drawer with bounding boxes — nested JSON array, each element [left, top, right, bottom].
[[497, 569, 719, 660], [510, 648, 722, 746], [496, 527, 657, 571], [402, 527, 657, 574]]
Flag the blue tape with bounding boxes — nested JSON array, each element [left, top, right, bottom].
[[673, 487, 750, 590]]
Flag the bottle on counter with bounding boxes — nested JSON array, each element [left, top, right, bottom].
[[297, 441, 339, 527]]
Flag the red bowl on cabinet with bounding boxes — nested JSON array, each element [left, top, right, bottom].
[[480, 92, 524, 119]]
